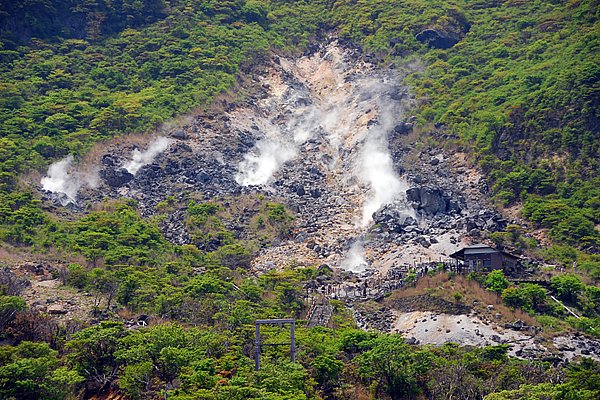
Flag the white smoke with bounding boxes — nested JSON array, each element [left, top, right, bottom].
[[353, 77, 412, 227], [124, 137, 171, 175], [358, 130, 404, 226], [341, 240, 368, 272], [235, 105, 323, 186], [41, 155, 98, 205], [236, 138, 297, 186], [233, 46, 416, 271]]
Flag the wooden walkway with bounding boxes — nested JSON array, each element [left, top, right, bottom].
[[306, 299, 333, 328], [509, 278, 551, 288]]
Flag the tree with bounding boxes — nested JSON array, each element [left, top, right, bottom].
[[116, 323, 190, 392], [0, 341, 83, 400], [355, 335, 434, 399], [88, 268, 119, 314], [119, 361, 153, 399], [579, 286, 600, 317], [311, 355, 343, 389], [550, 274, 585, 303], [565, 358, 600, 392], [65, 264, 88, 289], [502, 284, 547, 311], [66, 322, 127, 392], [429, 362, 483, 400]]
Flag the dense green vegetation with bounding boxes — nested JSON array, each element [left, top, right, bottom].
[[1, 0, 599, 398], [472, 268, 600, 338], [2, 318, 600, 399], [0, 0, 168, 43], [410, 0, 600, 249]]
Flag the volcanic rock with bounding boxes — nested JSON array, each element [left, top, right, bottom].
[[406, 186, 452, 215], [416, 28, 462, 49], [100, 168, 134, 187], [47, 304, 68, 315]]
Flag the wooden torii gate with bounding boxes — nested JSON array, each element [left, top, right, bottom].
[[254, 319, 296, 371]]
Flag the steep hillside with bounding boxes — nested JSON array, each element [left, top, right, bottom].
[[1, 1, 599, 399], [1, 0, 597, 262], [0, 0, 168, 43]]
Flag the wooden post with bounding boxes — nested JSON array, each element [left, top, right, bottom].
[[255, 322, 261, 371], [290, 320, 296, 362]]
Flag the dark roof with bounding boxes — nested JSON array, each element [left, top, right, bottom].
[[464, 244, 497, 255], [449, 244, 519, 260]]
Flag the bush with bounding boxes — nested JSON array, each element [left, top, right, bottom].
[[550, 274, 585, 304], [485, 270, 509, 293], [66, 264, 88, 289], [502, 284, 547, 312], [0, 295, 26, 330], [311, 355, 344, 386]]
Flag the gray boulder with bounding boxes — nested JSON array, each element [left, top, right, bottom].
[[100, 168, 134, 187], [407, 186, 449, 215]]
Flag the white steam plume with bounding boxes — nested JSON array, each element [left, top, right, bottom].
[[41, 155, 98, 205], [236, 106, 322, 186], [236, 139, 297, 186], [355, 79, 408, 227], [124, 137, 172, 175], [358, 130, 404, 226], [341, 240, 367, 272]]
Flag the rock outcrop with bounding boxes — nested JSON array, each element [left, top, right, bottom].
[[416, 28, 462, 49]]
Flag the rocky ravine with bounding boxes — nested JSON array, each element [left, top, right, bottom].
[[46, 41, 509, 274]]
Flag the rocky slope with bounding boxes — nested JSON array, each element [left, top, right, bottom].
[[43, 41, 508, 274]]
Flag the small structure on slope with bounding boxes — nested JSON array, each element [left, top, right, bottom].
[[449, 244, 520, 273]]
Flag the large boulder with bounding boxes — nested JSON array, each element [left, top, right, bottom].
[[170, 129, 188, 140], [415, 13, 470, 49], [372, 204, 418, 233], [392, 121, 413, 136], [100, 168, 134, 187], [420, 187, 447, 214], [195, 170, 211, 184], [407, 186, 458, 215], [416, 28, 462, 49]]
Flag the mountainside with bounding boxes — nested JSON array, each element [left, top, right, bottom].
[[0, 1, 599, 399]]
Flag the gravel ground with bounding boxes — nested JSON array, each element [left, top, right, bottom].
[[391, 310, 528, 346]]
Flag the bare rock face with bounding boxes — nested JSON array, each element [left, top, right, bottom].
[[415, 15, 470, 50]]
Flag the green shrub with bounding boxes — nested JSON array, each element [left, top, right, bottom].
[[550, 274, 585, 304], [66, 264, 88, 289], [484, 270, 509, 293], [502, 284, 546, 312]]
